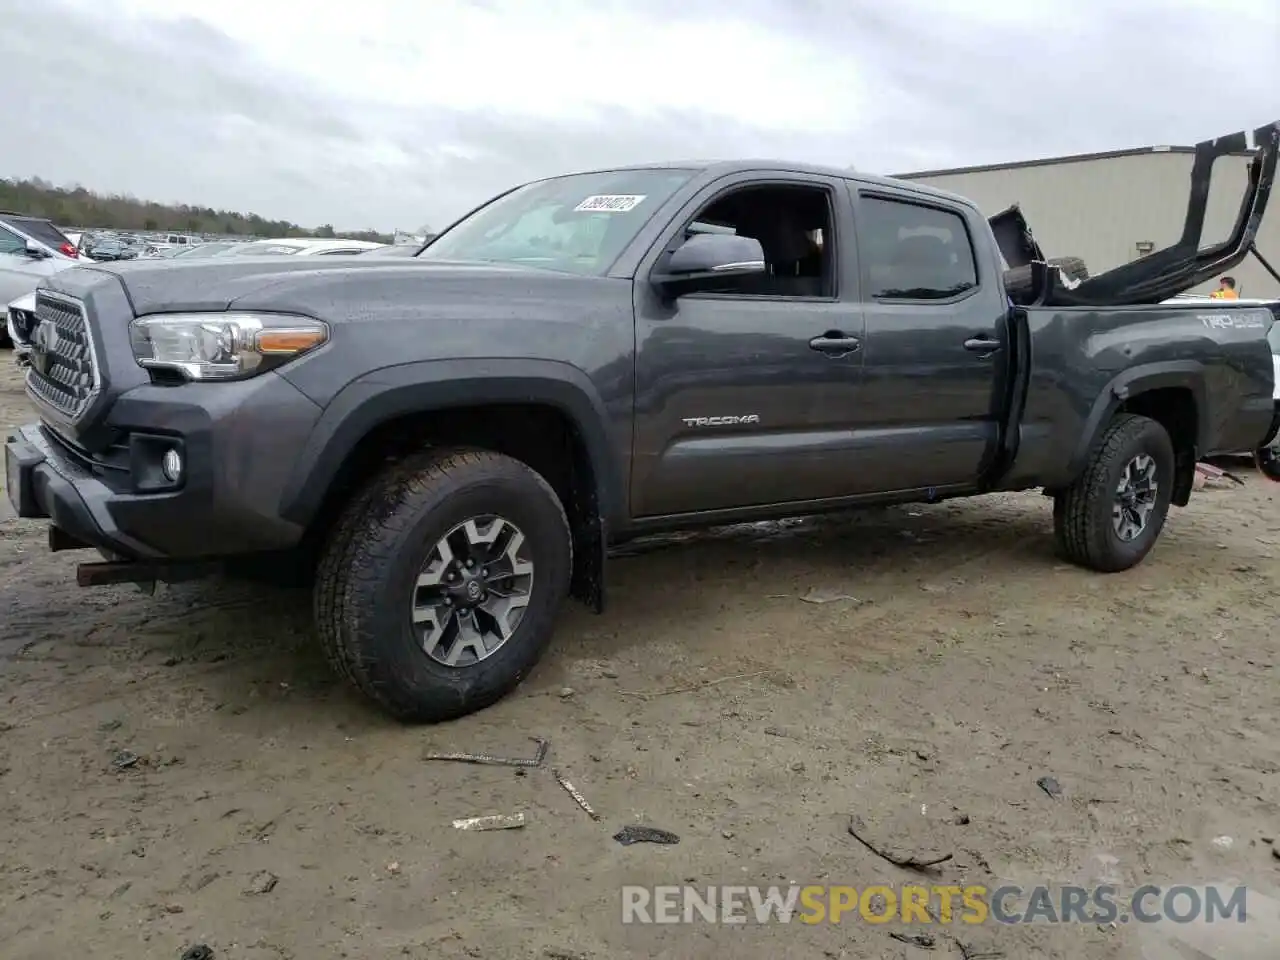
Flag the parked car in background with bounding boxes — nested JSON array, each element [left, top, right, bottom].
[[0, 214, 89, 343], [83, 238, 139, 262], [225, 238, 386, 256], [6, 291, 35, 362]]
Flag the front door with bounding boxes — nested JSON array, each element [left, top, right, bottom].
[[848, 190, 1008, 493], [630, 175, 867, 517]]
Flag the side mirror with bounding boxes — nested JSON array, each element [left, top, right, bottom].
[[653, 233, 765, 293], [23, 241, 51, 260]]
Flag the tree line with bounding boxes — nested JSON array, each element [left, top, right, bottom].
[[0, 177, 393, 245]]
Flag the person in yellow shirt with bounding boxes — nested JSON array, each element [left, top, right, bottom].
[[1209, 276, 1239, 299]]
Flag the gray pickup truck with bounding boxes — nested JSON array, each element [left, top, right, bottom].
[[6, 121, 1280, 722]]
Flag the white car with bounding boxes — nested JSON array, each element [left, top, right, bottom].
[[6, 291, 35, 364], [0, 214, 91, 336], [225, 238, 387, 257]]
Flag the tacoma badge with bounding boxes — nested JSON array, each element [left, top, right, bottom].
[[681, 415, 761, 427]]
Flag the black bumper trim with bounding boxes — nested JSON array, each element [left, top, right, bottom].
[[5, 424, 162, 559]]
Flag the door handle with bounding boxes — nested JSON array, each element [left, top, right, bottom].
[[963, 336, 1002, 354], [809, 332, 861, 357]]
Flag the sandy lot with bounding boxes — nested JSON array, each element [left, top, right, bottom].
[[2, 353, 1279, 960]]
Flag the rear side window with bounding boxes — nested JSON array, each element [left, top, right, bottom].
[[859, 196, 978, 300], [1, 215, 71, 253]]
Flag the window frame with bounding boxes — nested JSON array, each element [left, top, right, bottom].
[[645, 175, 842, 303], [854, 190, 982, 306]]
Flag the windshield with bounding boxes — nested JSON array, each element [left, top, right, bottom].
[[418, 168, 695, 275]]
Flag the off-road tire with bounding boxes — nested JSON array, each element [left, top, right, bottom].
[[314, 448, 572, 722], [1004, 256, 1090, 302], [1053, 414, 1174, 572]]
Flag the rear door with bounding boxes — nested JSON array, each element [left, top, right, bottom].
[[847, 188, 1010, 492]]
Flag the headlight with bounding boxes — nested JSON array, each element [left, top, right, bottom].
[[129, 312, 328, 380]]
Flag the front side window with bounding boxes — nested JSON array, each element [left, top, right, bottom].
[[676, 183, 836, 298], [419, 168, 695, 275], [859, 196, 978, 300]]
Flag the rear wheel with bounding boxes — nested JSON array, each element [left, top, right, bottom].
[[314, 448, 571, 722], [1053, 414, 1174, 572]]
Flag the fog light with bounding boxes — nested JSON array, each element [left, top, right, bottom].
[[161, 448, 183, 483]]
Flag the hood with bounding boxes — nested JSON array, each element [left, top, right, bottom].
[[42, 256, 579, 317]]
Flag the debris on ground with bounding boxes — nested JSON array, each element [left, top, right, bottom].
[[453, 812, 527, 832], [180, 946, 214, 960], [954, 943, 1005, 960], [767, 589, 862, 605], [1195, 461, 1246, 489], [613, 825, 680, 846], [888, 931, 936, 949], [1036, 776, 1062, 799], [111, 750, 140, 771], [423, 737, 549, 768], [846, 816, 952, 871], [1211, 835, 1233, 849], [553, 770, 601, 821], [618, 671, 767, 699], [243, 870, 278, 895]]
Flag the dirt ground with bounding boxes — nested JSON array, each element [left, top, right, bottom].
[[2, 354, 1279, 960]]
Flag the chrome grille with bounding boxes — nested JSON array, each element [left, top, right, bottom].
[[25, 293, 100, 419]]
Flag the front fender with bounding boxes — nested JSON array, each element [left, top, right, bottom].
[[277, 358, 625, 528]]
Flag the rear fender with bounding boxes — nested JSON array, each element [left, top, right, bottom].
[[1066, 362, 1208, 503]]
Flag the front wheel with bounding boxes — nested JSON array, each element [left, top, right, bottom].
[[314, 448, 571, 722], [1053, 414, 1175, 572]]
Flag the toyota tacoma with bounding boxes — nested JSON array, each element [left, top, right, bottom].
[[6, 121, 1280, 722]]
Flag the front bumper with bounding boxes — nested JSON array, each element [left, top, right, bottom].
[[4, 371, 323, 560]]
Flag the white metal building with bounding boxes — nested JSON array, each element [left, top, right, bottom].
[[897, 145, 1280, 299]]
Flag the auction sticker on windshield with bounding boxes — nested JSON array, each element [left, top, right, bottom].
[[574, 194, 646, 213]]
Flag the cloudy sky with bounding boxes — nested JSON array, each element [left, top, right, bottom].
[[2, 0, 1277, 232]]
